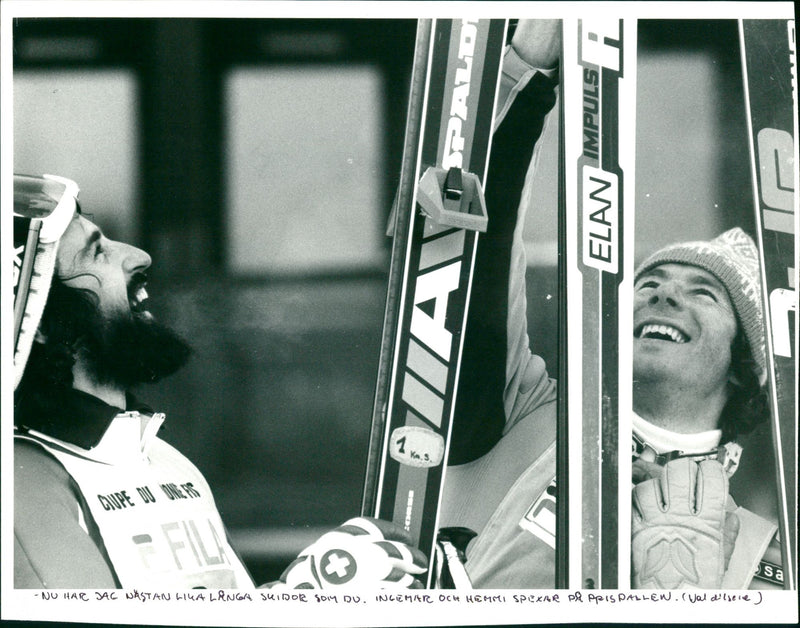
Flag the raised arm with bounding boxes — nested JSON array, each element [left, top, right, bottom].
[[449, 21, 561, 464]]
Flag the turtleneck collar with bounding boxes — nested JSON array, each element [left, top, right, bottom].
[[632, 412, 722, 455], [632, 412, 741, 477]]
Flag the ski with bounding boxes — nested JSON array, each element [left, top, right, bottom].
[[563, 18, 637, 589], [739, 18, 798, 591], [555, 20, 570, 591], [361, 18, 431, 527], [361, 18, 507, 587]]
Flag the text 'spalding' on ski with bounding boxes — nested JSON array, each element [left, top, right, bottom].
[[416, 165, 489, 232]]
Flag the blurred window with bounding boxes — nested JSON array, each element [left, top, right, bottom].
[[224, 65, 386, 275], [13, 70, 139, 243]]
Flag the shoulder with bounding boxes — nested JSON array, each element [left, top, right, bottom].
[[148, 436, 217, 497], [14, 436, 119, 588], [14, 436, 84, 537], [149, 436, 205, 475], [14, 436, 77, 505]]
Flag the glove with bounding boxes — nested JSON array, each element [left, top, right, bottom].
[[632, 457, 664, 484], [270, 517, 427, 589], [631, 458, 739, 589]]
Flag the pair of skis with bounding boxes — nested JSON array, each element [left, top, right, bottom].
[[358, 16, 588, 589], [363, 17, 797, 591], [565, 18, 797, 590], [360, 18, 507, 589]]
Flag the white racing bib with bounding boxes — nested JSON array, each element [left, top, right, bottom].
[[19, 434, 253, 589]]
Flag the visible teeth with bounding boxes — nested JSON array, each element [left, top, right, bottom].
[[130, 286, 148, 310], [639, 323, 687, 343]]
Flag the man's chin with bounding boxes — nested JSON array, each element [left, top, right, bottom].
[[87, 314, 192, 387], [632, 350, 680, 382]]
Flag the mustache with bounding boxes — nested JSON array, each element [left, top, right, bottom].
[[128, 271, 148, 294]]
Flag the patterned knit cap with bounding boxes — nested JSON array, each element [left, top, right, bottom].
[[634, 227, 766, 386], [13, 174, 79, 389]]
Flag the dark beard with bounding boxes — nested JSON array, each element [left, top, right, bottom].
[[17, 280, 193, 429], [82, 310, 192, 388]]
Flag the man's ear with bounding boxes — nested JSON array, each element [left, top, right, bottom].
[[34, 328, 48, 345]]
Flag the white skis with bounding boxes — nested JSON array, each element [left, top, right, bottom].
[[563, 18, 638, 589]]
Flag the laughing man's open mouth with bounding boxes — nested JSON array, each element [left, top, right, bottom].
[[128, 272, 150, 314], [635, 323, 689, 343]]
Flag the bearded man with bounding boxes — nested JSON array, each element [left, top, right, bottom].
[[13, 174, 426, 589]]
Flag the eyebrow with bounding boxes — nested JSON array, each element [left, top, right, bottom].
[[82, 229, 102, 255], [688, 273, 725, 290], [640, 266, 725, 291]]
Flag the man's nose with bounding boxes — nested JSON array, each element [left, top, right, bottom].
[[120, 242, 152, 275], [648, 282, 681, 308]]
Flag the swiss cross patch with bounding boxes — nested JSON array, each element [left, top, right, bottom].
[[318, 549, 357, 585]]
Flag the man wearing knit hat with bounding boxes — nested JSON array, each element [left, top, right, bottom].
[[629, 228, 780, 589], [436, 20, 782, 591], [12, 174, 427, 589], [632, 228, 767, 445]]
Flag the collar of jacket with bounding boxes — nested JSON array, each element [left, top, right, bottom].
[[631, 412, 742, 476], [16, 388, 165, 462]]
